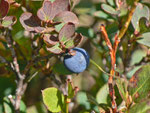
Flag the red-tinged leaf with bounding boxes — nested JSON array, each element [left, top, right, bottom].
[[59, 23, 75, 42], [20, 12, 44, 32], [43, 34, 59, 47], [46, 43, 63, 54], [64, 33, 83, 49], [54, 11, 79, 24], [0, 0, 9, 18], [2, 16, 17, 27], [37, 0, 70, 21]]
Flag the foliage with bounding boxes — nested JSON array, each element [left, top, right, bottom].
[[0, 0, 150, 113]]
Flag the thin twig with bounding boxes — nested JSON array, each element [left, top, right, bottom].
[[5, 29, 23, 79], [5, 29, 25, 113], [118, 0, 140, 40]]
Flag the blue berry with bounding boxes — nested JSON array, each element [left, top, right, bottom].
[[63, 48, 90, 73]]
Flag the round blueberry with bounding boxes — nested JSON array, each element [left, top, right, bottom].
[[63, 48, 90, 73]]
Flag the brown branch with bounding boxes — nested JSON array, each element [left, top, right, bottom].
[[118, 0, 139, 40], [113, 34, 120, 54], [6, 29, 23, 79], [5, 29, 26, 113], [0, 55, 18, 75], [99, 1, 140, 112], [100, 24, 113, 52], [100, 25, 117, 113]]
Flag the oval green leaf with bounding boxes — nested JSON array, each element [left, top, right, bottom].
[[131, 3, 149, 31], [42, 87, 64, 112], [101, 4, 119, 15], [129, 65, 150, 102], [137, 32, 150, 47]]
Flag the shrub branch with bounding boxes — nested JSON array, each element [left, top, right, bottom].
[[100, 1, 139, 112]]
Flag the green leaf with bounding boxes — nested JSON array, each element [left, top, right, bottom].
[[42, 87, 64, 112], [53, 63, 73, 75], [107, 0, 115, 6], [68, 82, 74, 99], [20, 100, 26, 113], [137, 32, 150, 47], [61, 36, 68, 42], [94, 11, 109, 19], [101, 4, 119, 15], [106, 22, 119, 38], [62, 33, 83, 49], [65, 39, 74, 48], [96, 84, 110, 104], [88, 28, 94, 38], [126, 0, 134, 6], [0, 77, 16, 100], [93, 11, 114, 21], [130, 49, 147, 65], [128, 65, 150, 102], [2, 16, 16, 27], [128, 100, 150, 113], [86, 93, 99, 106], [55, 23, 65, 32], [116, 78, 127, 101], [3, 97, 26, 113], [76, 27, 93, 38], [46, 43, 63, 54], [3, 97, 14, 113], [139, 18, 150, 33], [131, 3, 149, 31], [76, 92, 91, 110]]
